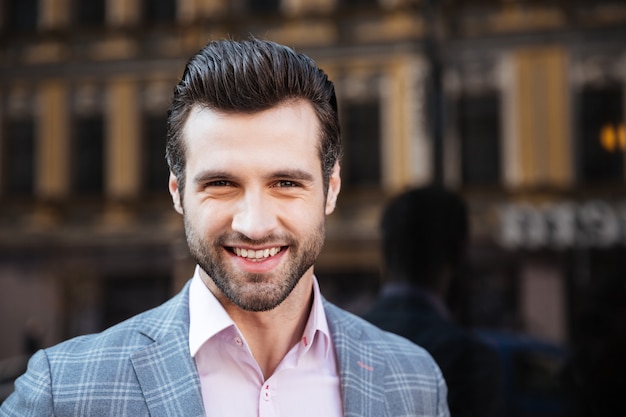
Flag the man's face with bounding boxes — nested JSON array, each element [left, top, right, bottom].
[[169, 100, 340, 312]]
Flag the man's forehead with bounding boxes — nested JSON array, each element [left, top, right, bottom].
[[181, 101, 322, 149], [181, 102, 324, 170]]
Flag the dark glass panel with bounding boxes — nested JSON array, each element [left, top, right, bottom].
[[343, 101, 382, 187], [72, 115, 104, 195], [3, 118, 35, 195], [142, 114, 169, 193], [248, 0, 280, 14], [76, 0, 106, 26], [578, 86, 624, 182], [143, 0, 177, 23], [5, 0, 38, 32], [458, 92, 501, 185]]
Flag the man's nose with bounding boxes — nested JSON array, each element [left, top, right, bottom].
[[231, 190, 279, 240]]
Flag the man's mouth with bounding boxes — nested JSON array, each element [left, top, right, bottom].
[[231, 246, 284, 261]]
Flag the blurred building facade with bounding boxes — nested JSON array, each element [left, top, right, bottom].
[[0, 0, 625, 373]]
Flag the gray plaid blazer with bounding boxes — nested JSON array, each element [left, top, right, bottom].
[[1, 281, 449, 417]]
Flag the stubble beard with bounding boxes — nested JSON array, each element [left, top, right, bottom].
[[184, 215, 326, 312]]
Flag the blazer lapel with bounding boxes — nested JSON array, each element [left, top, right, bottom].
[[131, 281, 205, 417], [131, 329, 205, 417], [324, 301, 385, 417]]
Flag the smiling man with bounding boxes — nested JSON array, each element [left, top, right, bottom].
[[1, 39, 449, 417]]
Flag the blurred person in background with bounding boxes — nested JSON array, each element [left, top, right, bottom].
[[0, 38, 449, 417], [364, 185, 505, 417], [561, 276, 626, 417]]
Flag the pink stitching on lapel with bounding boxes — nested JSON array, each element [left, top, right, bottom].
[[357, 361, 374, 371]]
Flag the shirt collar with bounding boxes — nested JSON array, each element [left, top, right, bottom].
[[188, 265, 332, 358], [189, 265, 236, 357], [300, 274, 332, 357]]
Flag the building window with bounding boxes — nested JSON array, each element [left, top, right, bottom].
[[5, 0, 38, 32], [457, 92, 501, 185], [248, 0, 280, 14], [3, 118, 35, 196], [342, 101, 382, 188], [578, 86, 624, 183], [72, 115, 104, 195], [142, 0, 177, 24], [142, 114, 169, 193], [102, 274, 170, 329], [75, 0, 106, 26], [341, 0, 378, 8]]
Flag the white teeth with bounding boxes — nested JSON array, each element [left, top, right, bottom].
[[234, 247, 282, 260]]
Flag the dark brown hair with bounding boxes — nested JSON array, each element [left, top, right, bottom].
[[166, 38, 341, 195]]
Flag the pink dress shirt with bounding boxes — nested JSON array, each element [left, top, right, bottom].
[[189, 266, 343, 417]]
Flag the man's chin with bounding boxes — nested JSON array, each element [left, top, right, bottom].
[[226, 291, 288, 312]]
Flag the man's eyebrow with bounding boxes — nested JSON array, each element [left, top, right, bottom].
[[269, 169, 315, 182], [192, 169, 316, 184], [192, 170, 232, 184]]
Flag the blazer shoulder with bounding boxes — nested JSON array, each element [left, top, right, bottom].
[[324, 300, 450, 416], [2, 282, 195, 416]]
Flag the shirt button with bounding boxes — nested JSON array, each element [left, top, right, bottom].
[[235, 337, 243, 346], [263, 385, 270, 401]]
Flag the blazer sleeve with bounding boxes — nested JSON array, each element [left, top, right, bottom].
[[435, 364, 450, 417], [0, 350, 55, 417]]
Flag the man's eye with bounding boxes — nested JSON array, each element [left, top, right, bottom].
[[277, 180, 300, 188], [206, 180, 231, 187]]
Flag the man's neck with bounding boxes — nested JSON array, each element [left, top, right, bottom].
[[213, 275, 315, 380]]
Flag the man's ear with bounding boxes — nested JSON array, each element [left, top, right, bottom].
[[325, 162, 341, 215], [169, 172, 184, 214]]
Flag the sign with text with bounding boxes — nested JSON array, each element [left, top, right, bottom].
[[499, 200, 626, 249]]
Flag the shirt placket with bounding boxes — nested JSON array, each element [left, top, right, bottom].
[[259, 379, 278, 417]]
